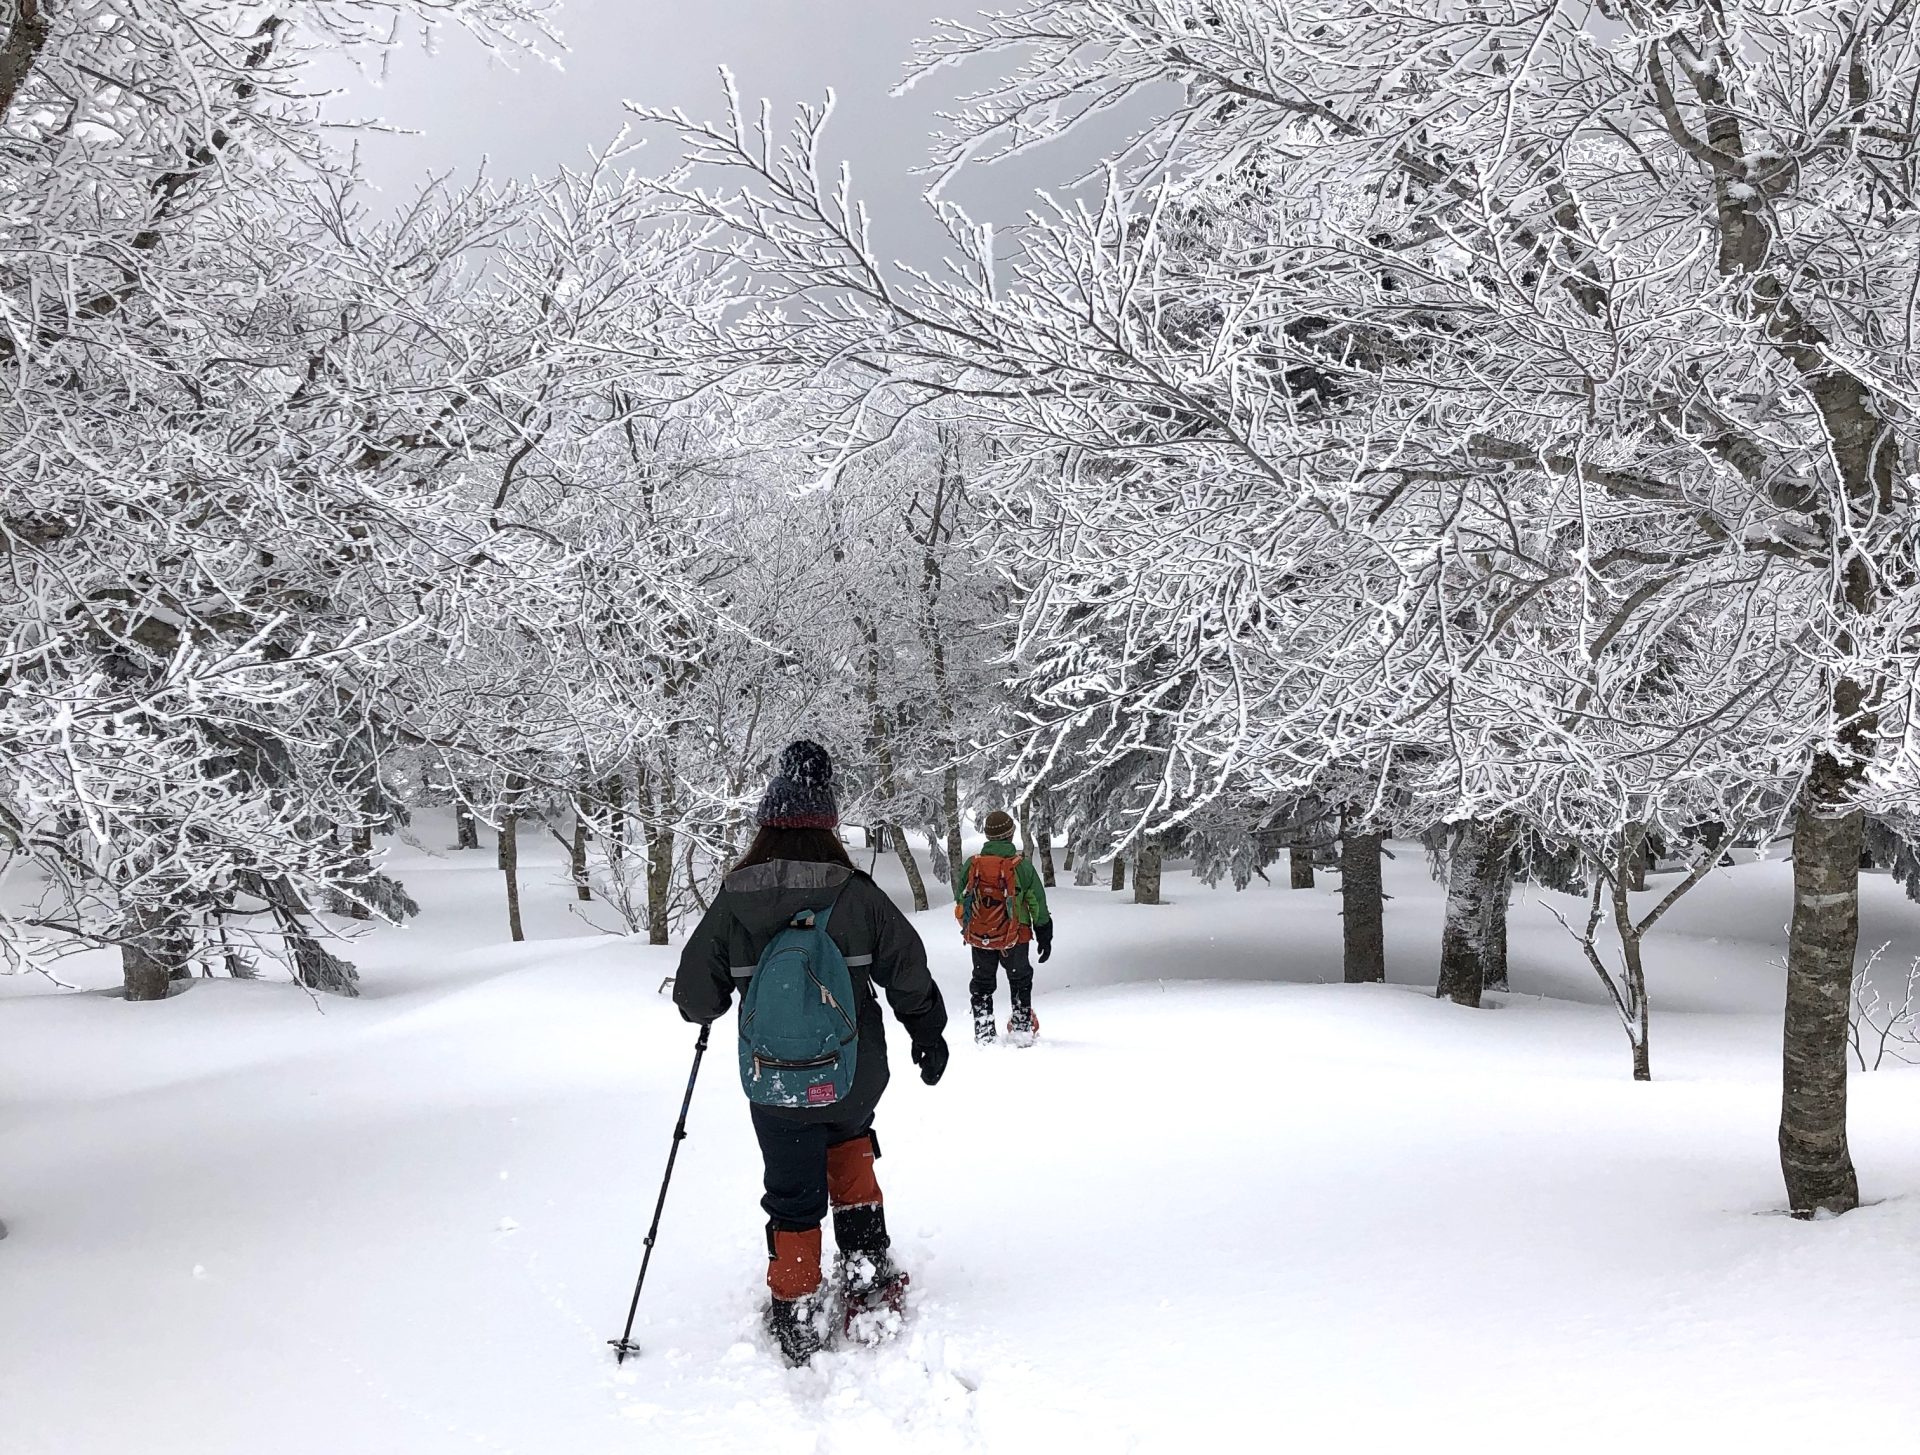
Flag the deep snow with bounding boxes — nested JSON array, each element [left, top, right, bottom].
[[4, 829, 1919, 1453]]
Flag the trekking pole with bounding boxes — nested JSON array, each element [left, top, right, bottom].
[[609, 1023, 710, 1363]]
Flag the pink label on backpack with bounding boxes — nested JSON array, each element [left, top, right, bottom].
[[806, 1082, 838, 1106]]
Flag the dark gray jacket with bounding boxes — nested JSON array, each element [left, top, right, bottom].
[[674, 860, 946, 1122]]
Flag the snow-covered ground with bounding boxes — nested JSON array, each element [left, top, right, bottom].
[[5, 828, 1919, 1453]]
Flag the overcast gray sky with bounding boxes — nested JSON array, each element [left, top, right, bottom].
[[323, 1, 1115, 269]]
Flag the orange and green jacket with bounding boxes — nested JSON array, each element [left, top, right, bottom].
[[953, 838, 1052, 936]]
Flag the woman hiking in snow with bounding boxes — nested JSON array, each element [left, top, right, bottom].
[[674, 741, 949, 1366], [954, 809, 1054, 1045]]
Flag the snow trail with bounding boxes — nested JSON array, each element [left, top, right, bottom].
[[4, 835, 1919, 1452]]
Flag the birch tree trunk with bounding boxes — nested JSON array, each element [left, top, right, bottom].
[[1340, 831, 1386, 984]]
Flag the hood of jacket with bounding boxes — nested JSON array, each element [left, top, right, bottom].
[[719, 859, 854, 938]]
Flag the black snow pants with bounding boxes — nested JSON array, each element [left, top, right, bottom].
[[970, 941, 1034, 1034], [751, 1104, 876, 1232]]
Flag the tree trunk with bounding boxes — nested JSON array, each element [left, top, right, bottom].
[[1436, 821, 1498, 1008], [683, 835, 710, 915], [214, 910, 256, 980], [1075, 839, 1098, 887], [1037, 820, 1057, 887], [1482, 843, 1513, 992], [1340, 831, 1386, 984], [1693, 88, 1885, 1212], [454, 799, 479, 850], [942, 765, 963, 887], [1133, 840, 1163, 905], [501, 774, 525, 944], [121, 900, 183, 1002], [925, 824, 951, 886], [258, 874, 359, 995], [1062, 835, 1076, 873], [1779, 781, 1865, 1216], [604, 771, 629, 869], [344, 825, 373, 921], [1625, 822, 1651, 892], [570, 808, 592, 902], [915, 443, 966, 904], [0, 1, 54, 121], [643, 772, 675, 947], [890, 821, 930, 911], [1621, 932, 1651, 1083], [645, 826, 673, 944], [858, 612, 920, 917], [1289, 844, 1315, 890], [1110, 856, 1127, 892]]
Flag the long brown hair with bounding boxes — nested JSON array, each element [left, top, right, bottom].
[[733, 825, 855, 872]]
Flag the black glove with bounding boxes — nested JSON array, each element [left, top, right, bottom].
[[1035, 919, 1054, 963], [911, 1036, 950, 1086]]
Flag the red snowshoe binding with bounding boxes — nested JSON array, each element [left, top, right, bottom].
[[838, 1249, 910, 1345], [1007, 1007, 1040, 1047]]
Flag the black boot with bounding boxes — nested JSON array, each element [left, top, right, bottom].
[[971, 993, 997, 1044], [833, 1204, 908, 1343], [765, 1294, 828, 1366]]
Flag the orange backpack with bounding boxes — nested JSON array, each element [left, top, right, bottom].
[[959, 853, 1026, 950]]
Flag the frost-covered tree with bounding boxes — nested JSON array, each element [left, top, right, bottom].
[[633, 2, 1920, 1216]]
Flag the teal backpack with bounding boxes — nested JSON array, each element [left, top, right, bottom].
[[737, 895, 860, 1109]]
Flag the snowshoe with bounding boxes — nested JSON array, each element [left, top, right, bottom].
[[837, 1249, 910, 1346], [1007, 1008, 1040, 1047], [765, 1294, 829, 1367]]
